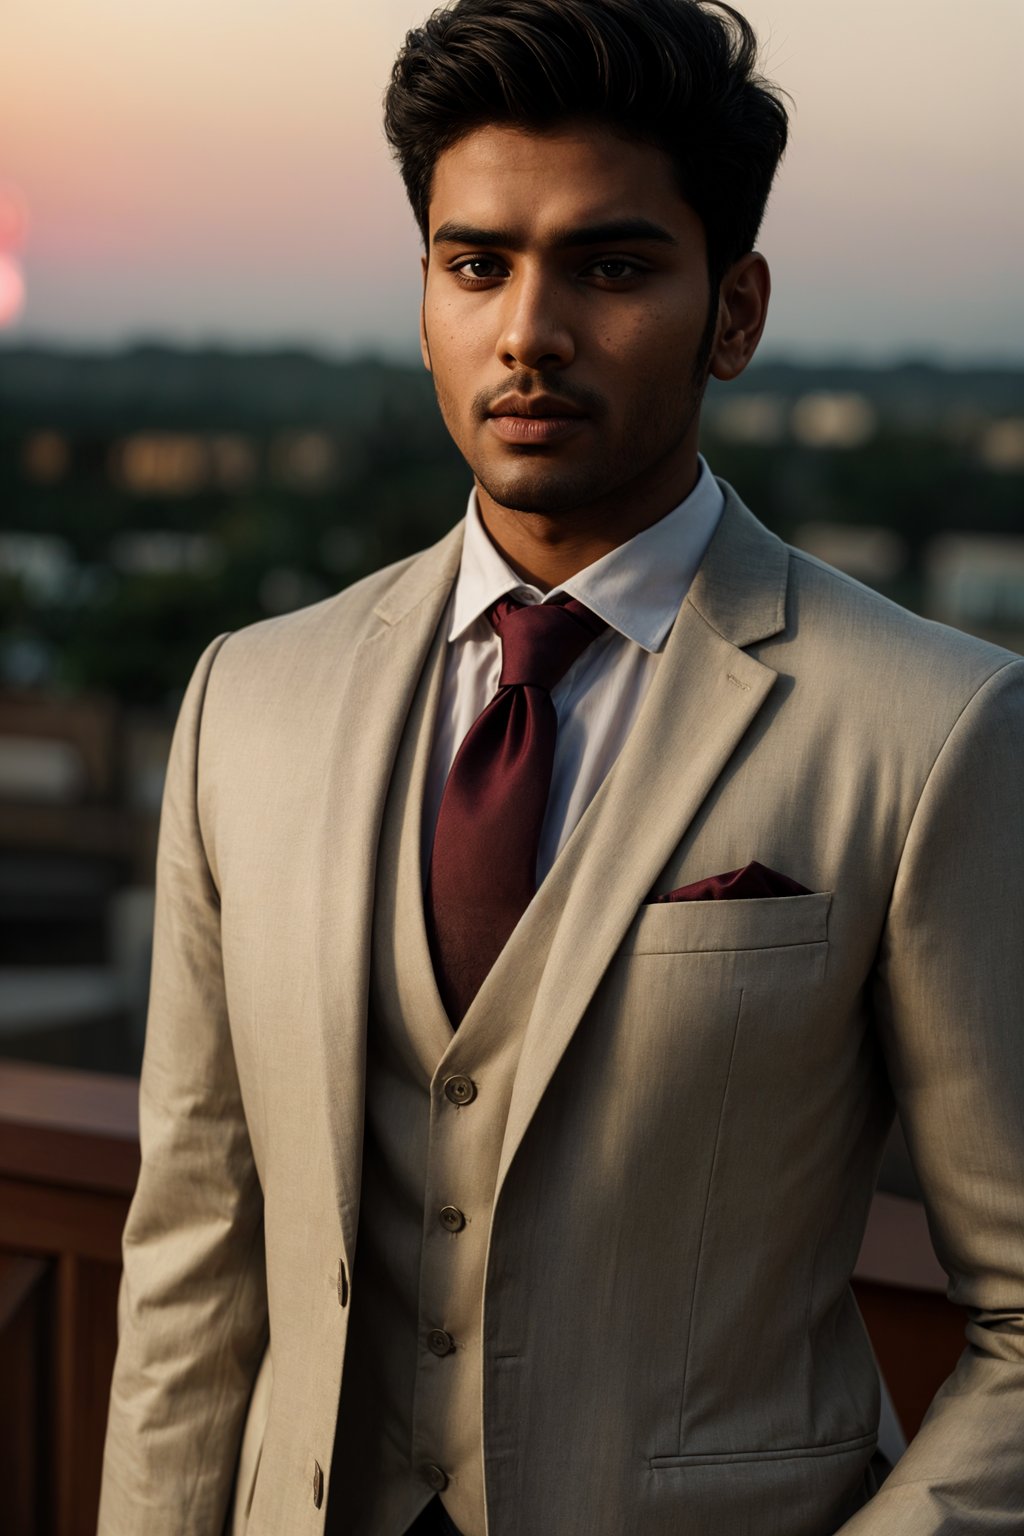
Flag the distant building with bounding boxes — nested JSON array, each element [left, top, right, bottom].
[[269, 430, 339, 491], [110, 432, 259, 495], [109, 530, 221, 577], [979, 419, 1024, 473], [21, 429, 70, 483], [791, 392, 877, 450], [0, 533, 75, 603], [926, 534, 1024, 652], [0, 689, 166, 1069], [708, 392, 787, 446], [793, 523, 908, 585]]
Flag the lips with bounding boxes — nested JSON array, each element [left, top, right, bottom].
[[487, 394, 587, 420], [487, 413, 586, 445], [485, 393, 589, 445]]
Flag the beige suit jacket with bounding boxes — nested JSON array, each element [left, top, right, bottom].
[[99, 487, 1024, 1535]]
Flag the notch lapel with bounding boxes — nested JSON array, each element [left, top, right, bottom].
[[495, 491, 791, 1193], [311, 527, 462, 1260]]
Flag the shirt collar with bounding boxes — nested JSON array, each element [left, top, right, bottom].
[[448, 455, 725, 653]]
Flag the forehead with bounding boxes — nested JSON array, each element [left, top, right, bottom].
[[427, 121, 696, 241]]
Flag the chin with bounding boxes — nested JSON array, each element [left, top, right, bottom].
[[476, 464, 606, 518]]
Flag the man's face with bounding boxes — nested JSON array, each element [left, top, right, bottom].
[[420, 121, 716, 522]]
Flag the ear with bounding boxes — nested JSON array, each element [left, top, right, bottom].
[[419, 251, 432, 373], [709, 252, 771, 383]]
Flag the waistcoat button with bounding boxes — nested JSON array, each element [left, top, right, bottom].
[[424, 1462, 449, 1492], [439, 1205, 466, 1232], [311, 1460, 324, 1508], [444, 1074, 477, 1105], [427, 1327, 456, 1356], [337, 1258, 349, 1308]]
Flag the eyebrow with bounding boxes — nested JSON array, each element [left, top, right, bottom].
[[431, 217, 679, 250]]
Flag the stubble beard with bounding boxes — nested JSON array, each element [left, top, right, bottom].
[[429, 296, 717, 521], [432, 364, 708, 521], [478, 397, 700, 517]]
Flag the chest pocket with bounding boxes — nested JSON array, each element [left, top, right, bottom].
[[623, 890, 831, 958], [612, 891, 833, 1021], [593, 892, 833, 1139]]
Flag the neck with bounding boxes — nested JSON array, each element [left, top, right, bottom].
[[475, 455, 702, 591]]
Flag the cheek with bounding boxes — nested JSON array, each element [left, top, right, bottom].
[[593, 301, 705, 384], [426, 287, 485, 343], [423, 317, 478, 439], [424, 304, 486, 387]]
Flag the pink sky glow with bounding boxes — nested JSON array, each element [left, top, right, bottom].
[[3, 0, 1022, 360]]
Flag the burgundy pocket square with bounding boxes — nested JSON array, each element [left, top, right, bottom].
[[653, 861, 811, 903]]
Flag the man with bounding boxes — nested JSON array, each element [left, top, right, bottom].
[[99, 1, 1024, 1533]]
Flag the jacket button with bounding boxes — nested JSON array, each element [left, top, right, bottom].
[[427, 1328, 456, 1356], [444, 1074, 477, 1105], [312, 1460, 324, 1508], [439, 1205, 466, 1232], [424, 1463, 449, 1492], [337, 1258, 349, 1308]]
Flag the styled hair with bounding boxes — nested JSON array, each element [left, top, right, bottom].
[[383, 0, 789, 288]]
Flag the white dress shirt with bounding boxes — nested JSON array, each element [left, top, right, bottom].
[[423, 457, 725, 883]]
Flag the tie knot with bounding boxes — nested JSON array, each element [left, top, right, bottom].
[[489, 596, 606, 692]]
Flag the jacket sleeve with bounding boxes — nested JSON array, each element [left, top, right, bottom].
[[840, 657, 1024, 1532], [98, 635, 268, 1536]]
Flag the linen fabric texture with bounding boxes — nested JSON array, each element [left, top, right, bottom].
[[98, 486, 1024, 1536]]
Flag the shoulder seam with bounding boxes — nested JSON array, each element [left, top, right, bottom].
[[891, 655, 1024, 888], [192, 632, 233, 898]]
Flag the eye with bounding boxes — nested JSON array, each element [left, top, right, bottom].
[[585, 257, 644, 283], [451, 256, 506, 284]]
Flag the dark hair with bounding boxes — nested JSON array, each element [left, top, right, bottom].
[[383, 0, 789, 289]]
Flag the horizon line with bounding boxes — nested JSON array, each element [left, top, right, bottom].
[[1, 333, 1023, 374]]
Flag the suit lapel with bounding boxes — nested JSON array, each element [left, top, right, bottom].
[[312, 527, 462, 1259], [496, 490, 791, 1192], [309, 491, 791, 1241]]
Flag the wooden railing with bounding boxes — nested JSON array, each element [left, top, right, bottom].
[[0, 1062, 138, 1536], [0, 1060, 966, 1535]]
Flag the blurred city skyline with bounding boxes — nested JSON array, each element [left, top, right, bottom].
[[3, 0, 1023, 362]]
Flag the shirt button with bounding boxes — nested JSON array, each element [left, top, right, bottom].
[[444, 1074, 477, 1105], [439, 1205, 466, 1232], [424, 1463, 449, 1492], [427, 1328, 456, 1356]]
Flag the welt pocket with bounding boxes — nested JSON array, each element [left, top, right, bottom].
[[624, 891, 832, 956], [649, 1429, 876, 1470]]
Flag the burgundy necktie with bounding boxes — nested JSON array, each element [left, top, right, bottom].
[[427, 595, 606, 1025]]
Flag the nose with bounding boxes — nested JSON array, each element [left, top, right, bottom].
[[495, 270, 575, 372]]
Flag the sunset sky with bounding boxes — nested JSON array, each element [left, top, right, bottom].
[[3, 0, 1022, 361]]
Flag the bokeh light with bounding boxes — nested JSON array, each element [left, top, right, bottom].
[[0, 253, 26, 327]]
